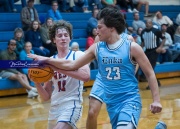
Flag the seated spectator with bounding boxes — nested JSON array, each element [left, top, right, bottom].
[[101, 0, 118, 8], [89, 0, 102, 10], [71, 42, 80, 51], [82, 0, 91, 13], [0, 39, 38, 98], [132, 0, 151, 17], [40, 0, 67, 12], [158, 24, 173, 63], [40, 18, 57, 56], [174, 26, 180, 43], [14, 28, 25, 59], [46, 1, 63, 22], [86, 27, 98, 70], [0, 0, 11, 12], [8, 0, 17, 12], [25, 20, 50, 57], [19, 41, 34, 86], [176, 13, 180, 26], [21, 0, 40, 31], [86, 27, 97, 50], [117, 0, 139, 13], [153, 11, 175, 40], [132, 12, 146, 32], [87, 8, 99, 35]]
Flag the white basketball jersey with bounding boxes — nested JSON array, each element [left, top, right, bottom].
[[50, 50, 84, 106]]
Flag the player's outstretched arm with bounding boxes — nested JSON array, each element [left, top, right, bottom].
[[48, 64, 90, 82], [131, 42, 162, 114], [28, 44, 96, 70]]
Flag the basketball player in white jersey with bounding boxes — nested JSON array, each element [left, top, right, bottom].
[[29, 7, 162, 129], [33, 20, 90, 129]]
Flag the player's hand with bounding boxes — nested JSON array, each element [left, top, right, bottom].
[[149, 102, 162, 114]]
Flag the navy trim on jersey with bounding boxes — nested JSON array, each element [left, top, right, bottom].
[[106, 38, 124, 51]]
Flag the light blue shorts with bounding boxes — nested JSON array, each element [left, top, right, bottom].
[[89, 78, 104, 103], [108, 101, 142, 129]]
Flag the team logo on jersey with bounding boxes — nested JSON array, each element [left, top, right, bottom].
[[102, 57, 122, 64]]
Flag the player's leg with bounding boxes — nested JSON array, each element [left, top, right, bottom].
[[54, 122, 72, 129], [86, 97, 102, 129]]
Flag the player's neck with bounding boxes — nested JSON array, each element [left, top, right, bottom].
[[107, 34, 120, 44], [57, 49, 70, 59]]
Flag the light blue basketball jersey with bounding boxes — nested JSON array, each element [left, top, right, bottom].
[[96, 38, 142, 129], [96, 38, 140, 105]]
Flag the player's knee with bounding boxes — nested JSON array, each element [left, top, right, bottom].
[[88, 107, 99, 118]]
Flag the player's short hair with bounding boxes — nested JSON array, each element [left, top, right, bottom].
[[97, 6, 125, 34]]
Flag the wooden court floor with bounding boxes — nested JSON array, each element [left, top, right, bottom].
[[0, 77, 180, 129]]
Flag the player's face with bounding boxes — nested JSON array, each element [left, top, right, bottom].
[[54, 28, 71, 49], [97, 19, 111, 42]]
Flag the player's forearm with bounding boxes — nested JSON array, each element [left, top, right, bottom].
[[147, 74, 161, 102], [57, 65, 90, 82], [35, 83, 51, 101], [47, 58, 76, 70]]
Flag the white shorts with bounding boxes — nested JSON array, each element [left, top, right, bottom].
[[48, 101, 83, 129]]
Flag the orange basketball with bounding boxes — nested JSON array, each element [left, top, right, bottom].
[[28, 67, 54, 83]]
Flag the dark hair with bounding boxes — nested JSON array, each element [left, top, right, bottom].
[[30, 20, 40, 30], [8, 39, 16, 45], [97, 6, 125, 34], [51, 0, 58, 5], [49, 20, 73, 42]]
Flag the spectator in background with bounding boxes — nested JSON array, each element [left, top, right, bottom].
[[86, 27, 97, 50], [141, 19, 165, 90], [25, 20, 50, 56], [82, 0, 91, 13], [174, 26, 180, 43], [46, 1, 62, 22], [8, 0, 17, 12], [158, 24, 173, 64], [14, 28, 25, 59], [117, 0, 139, 13], [176, 13, 180, 26], [89, 0, 102, 10], [21, 0, 40, 31], [132, 12, 146, 32], [0, 39, 38, 98], [153, 11, 175, 40], [19, 41, 34, 86], [40, 18, 57, 56], [87, 8, 99, 36], [101, 0, 117, 8], [132, 0, 151, 17], [0, 0, 11, 12], [71, 42, 80, 51]]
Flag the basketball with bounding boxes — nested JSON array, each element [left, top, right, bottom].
[[28, 67, 54, 83]]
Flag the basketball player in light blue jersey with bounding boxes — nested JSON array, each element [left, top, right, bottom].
[[29, 6, 162, 129], [86, 32, 135, 129]]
